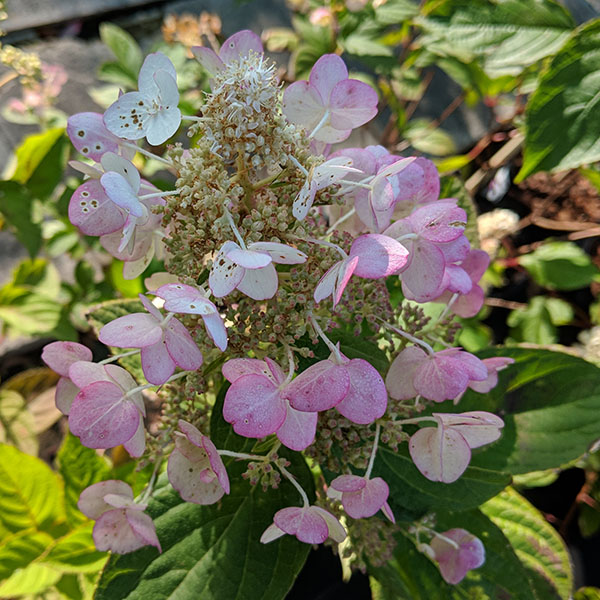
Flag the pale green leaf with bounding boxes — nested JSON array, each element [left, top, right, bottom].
[[43, 523, 108, 573], [99, 23, 143, 83], [0, 563, 61, 597]]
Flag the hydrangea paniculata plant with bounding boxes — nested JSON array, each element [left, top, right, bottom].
[[44, 29, 512, 583]]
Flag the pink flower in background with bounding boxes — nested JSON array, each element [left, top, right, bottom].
[[260, 505, 347, 545], [104, 52, 181, 145], [283, 54, 378, 143], [78, 481, 161, 554], [430, 528, 485, 584], [167, 420, 230, 504]]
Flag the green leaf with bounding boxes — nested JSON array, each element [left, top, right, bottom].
[[95, 462, 312, 600], [109, 259, 144, 298], [375, 0, 419, 25], [404, 119, 456, 156], [44, 523, 108, 573], [26, 131, 68, 201], [482, 488, 573, 599], [57, 433, 111, 525], [0, 389, 38, 455], [0, 443, 66, 534], [418, 0, 574, 78], [0, 181, 41, 257], [0, 529, 55, 580], [575, 588, 600, 599], [97, 61, 138, 89], [0, 563, 61, 597], [343, 34, 394, 57], [373, 444, 511, 519], [0, 286, 63, 337], [452, 347, 600, 474], [518, 19, 600, 179], [507, 296, 573, 344], [99, 23, 143, 83], [371, 507, 539, 599], [518, 241, 600, 290], [11, 127, 65, 185]]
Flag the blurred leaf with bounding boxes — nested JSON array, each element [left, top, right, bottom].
[[0, 286, 63, 337], [0, 181, 41, 257], [507, 296, 573, 344], [262, 27, 299, 52], [11, 128, 64, 185], [44, 523, 107, 573], [458, 320, 493, 351], [375, 0, 419, 25], [578, 503, 600, 538], [513, 469, 559, 488], [12, 258, 61, 297], [99, 23, 143, 83], [519, 241, 599, 290], [57, 433, 111, 526], [0, 563, 61, 597], [0, 529, 54, 580], [0, 390, 38, 455], [418, 0, 574, 78], [0, 443, 65, 535], [434, 154, 472, 174], [518, 19, 600, 179], [404, 119, 456, 156], [343, 34, 394, 57], [26, 132, 68, 201], [109, 259, 143, 298], [97, 62, 137, 89], [482, 488, 572, 599], [575, 588, 600, 599]]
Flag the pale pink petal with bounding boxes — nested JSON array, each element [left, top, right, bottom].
[[401, 240, 446, 302], [93, 509, 160, 553], [335, 359, 387, 424], [69, 179, 125, 236], [126, 509, 162, 552], [260, 523, 286, 544], [104, 92, 153, 141], [55, 377, 79, 415], [274, 507, 329, 544], [103, 493, 143, 511], [123, 417, 146, 457], [469, 357, 514, 393], [309, 54, 348, 104], [276, 402, 318, 451], [310, 506, 347, 543], [68, 361, 111, 389], [314, 262, 341, 304], [409, 202, 467, 243], [77, 480, 133, 520], [282, 81, 323, 132], [330, 474, 366, 493], [167, 449, 225, 505], [209, 241, 245, 297], [191, 46, 225, 74], [329, 79, 378, 130], [164, 318, 203, 371], [439, 235, 470, 263], [139, 293, 163, 321], [140, 339, 176, 385], [381, 501, 396, 523], [415, 354, 471, 403], [349, 234, 409, 279], [218, 30, 263, 64], [155, 283, 216, 315], [222, 358, 274, 384], [226, 247, 272, 269], [443, 265, 473, 294], [409, 426, 471, 483], [100, 229, 152, 262], [393, 161, 426, 204], [67, 112, 120, 161], [247, 242, 307, 265], [451, 285, 485, 318], [385, 346, 427, 400], [202, 436, 230, 494], [333, 256, 359, 306], [413, 157, 440, 204], [285, 360, 350, 412], [435, 411, 504, 449], [462, 249, 489, 283], [236, 263, 278, 300], [431, 529, 485, 585], [99, 313, 162, 348], [265, 358, 286, 385], [42, 341, 92, 377], [223, 374, 286, 437], [342, 477, 389, 519], [69, 381, 140, 449], [104, 364, 138, 394], [201, 312, 228, 352], [138, 52, 177, 95]]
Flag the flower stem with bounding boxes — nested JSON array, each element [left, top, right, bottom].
[[326, 208, 356, 235], [99, 349, 140, 365], [303, 236, 348, 260], [278, 463, 310, 507], [138, 190, 179, 201], [307, 313, 344, 363], [378, 319, 435, 355], [308, 110, 330, 140], [364, 423, 381, 479], [122, 142, 173, 166], [223, 204, 247, 249], [218, 450, 267, 461]]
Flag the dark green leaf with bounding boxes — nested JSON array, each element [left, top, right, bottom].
[[0, 181, 41, 257], [518, 242, 599, 290], [518, 19, 600, 179], [450, 347, 600, 474]]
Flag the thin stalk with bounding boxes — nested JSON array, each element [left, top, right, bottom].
[[307, 313, 343, 363], [122, 142, 173, 166], [308, 110, 330, 140], [326, 208, 356, 235], [99, 349, 140, 365], [364, 423, 381, 479], [378, 318, 435, 355], [278, 463, 310, 507]]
